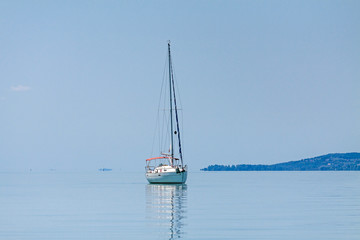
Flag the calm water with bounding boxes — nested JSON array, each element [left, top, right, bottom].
[[0, 171, 359, 239]]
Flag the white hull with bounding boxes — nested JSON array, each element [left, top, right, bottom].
[[146, 171, 187, 184]]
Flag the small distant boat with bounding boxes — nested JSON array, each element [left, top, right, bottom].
[[145, 42, 187, 184], [98, 168, 112, 171]]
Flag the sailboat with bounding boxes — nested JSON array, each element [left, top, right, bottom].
[[145, 42, 188, 184]]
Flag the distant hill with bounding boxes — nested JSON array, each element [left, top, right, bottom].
[[200, 153, 360, 171]]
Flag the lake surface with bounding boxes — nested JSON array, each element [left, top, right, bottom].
[[1, 171, 359, 239]]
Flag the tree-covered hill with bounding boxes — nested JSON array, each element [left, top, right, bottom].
[[200, 153, 360, 171]]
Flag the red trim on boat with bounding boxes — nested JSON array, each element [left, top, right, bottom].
[[146, 156, 179, 161]]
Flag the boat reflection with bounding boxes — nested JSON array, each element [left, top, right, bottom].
[[146, 184, 187, 239]]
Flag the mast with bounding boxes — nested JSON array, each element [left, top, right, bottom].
[[168, 41, 174, 164], [168, 42, 184, 167]]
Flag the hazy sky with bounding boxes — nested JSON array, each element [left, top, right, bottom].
[[1, 1, 359, 171]]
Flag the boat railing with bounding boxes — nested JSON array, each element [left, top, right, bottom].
[[145, 166, 155, 171]]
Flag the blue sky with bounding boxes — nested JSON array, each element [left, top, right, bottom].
[[1, 1, 359, 171]]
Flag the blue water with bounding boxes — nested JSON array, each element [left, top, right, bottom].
[[1, 171, 359, 239]]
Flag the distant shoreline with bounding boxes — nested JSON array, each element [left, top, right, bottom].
[[200, 153, 360, 171]]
